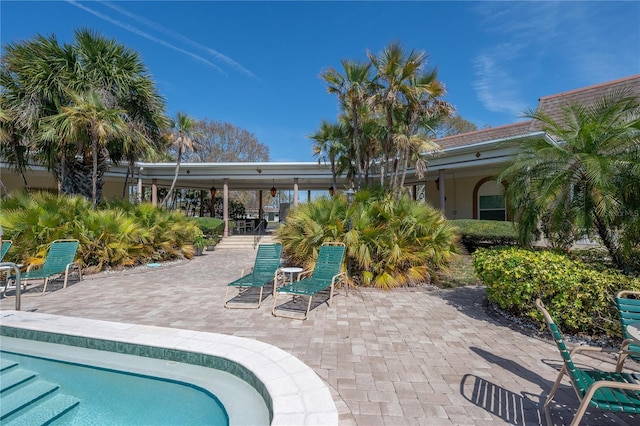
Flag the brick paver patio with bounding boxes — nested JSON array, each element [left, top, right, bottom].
[[1, 248, 637, 425]]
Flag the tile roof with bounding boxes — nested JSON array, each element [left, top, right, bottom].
[[436, 121, 534, 150], [530, 74, 640, 131], [436, 74, 640, 149]]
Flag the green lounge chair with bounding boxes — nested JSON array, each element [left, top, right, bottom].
[[1, 240, 11, 261], [615, 290, 640, 366], [272, 242, 346, 320], [3, 239, 82, 296], [536, 298, 640, 426], [224, 243, 282, 309]]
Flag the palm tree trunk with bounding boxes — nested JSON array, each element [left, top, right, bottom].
[[162, 144, 183, 207], [91, 131, 98, 208], [595, 216, 629, 273]]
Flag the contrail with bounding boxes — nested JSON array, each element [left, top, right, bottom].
[[65, 0, 225, 75], [99, 0, 258, 80]]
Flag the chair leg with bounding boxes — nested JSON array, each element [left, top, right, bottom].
[[544, 365, 566, 426], [271, 291, 279, 316], [570, 398, 591, 426], [304, 295, 313, 320]]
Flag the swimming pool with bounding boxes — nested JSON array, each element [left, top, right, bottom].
[[0, 310, 338, 425], [1, 344, 230, 424]]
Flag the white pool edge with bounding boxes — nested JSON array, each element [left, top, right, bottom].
[[0, 310, 338, 426]]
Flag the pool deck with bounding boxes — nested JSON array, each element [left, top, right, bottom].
[[1, 248, 638, 425]]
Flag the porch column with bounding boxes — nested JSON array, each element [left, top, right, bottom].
[[223, 178, 229, 237], [438, 169, 446, 212], [293, 178, 299, 206], [258, 190, 264, 222], [136, 174, 142, 203], [151, 179, 158, 207], [307, 189, 311, 202]]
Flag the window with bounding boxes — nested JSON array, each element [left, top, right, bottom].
[[479, 195, 506, 221]]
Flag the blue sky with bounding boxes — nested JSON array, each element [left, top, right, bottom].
[[2, 1, 639, 162]]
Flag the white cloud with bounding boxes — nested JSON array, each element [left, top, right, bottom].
[[65, 0, 225, 74], [99, 1, 258, 80]]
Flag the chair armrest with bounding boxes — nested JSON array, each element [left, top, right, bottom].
[[332, 271, 347, 285], [571, 346, 620, 356], [240, 266, 254, 276], [26, 261, 44, 273]]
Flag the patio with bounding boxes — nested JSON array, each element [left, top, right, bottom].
[[1, 248, 638, 425]]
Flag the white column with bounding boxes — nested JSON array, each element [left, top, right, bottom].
[[223, 178, 229, 237], [151, 179, 158, 207], [293, 178, 299, 206], [439, 169, 446, 212]]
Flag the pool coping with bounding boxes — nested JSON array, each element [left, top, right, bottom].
[[0, 310, 338, 425]]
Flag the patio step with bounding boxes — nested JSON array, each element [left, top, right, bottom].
[[216, 235, 279, 250]]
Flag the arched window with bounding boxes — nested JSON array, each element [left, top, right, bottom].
[[475, 179, 506, 221]]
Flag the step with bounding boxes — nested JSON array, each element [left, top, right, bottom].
[[0, 359, 19, 372], [4, 393, 80, 426], [0, 380, 59, 420], [1, 368, 36, 393]]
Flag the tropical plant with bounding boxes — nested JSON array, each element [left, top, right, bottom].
[[309, 120, 346, 192], [0, 191, 200, 270], [277, 189, 458, 289], [498, 89, 640, 273], [0, 29, 168, 200], [41, 90, 126, 207], [162, 112, 201, 207], [321, 60, 373, 189]]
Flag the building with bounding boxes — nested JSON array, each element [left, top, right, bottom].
[[2, 75, 639, 235]]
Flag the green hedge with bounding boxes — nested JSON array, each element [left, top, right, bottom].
[[192, 217, 224, 238], [451, 219, 519, 252], [472, 247, 640, 337]]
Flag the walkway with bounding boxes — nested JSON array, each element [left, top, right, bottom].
[[1, 249, 637, 425]]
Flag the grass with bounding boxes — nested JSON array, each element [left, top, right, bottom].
[[437, 254, 480, 288]]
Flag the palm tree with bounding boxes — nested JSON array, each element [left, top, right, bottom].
[[310, 120, 346, 192], [0, 29, 167, 199], [162, 112, 200, 207], [321, 60, 372, 189], [367, 42, 425, 189], [498, 89, 640, 273], [41, 91, 126, 207]]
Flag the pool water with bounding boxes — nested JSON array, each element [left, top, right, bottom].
[[1, 350, 229, 425]]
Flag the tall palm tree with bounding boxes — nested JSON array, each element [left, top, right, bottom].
[[310, 120, 346, 192], [321, 60, 372, 189], [41, 91, 126, 207], [0, 29, 167, 199], [162, 112, 200, 207], [498, 89, 640, 273], [367, 42, 425, 189]]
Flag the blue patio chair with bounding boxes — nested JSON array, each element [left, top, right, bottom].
[[615, 290, 640, 367], [1, 240, 12, 262]]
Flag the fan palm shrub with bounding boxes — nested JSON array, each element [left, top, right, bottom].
[[277, 189, 458, 289], [0, 192, 200, 271]]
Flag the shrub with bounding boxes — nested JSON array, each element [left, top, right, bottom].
[[450, 219, 519, 252], [0, 191, 201, 271], [192, 217, 224, 238], [277, 189, 458, 289], [472, 247, 640, 337]]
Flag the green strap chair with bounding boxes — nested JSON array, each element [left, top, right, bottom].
[[536, 298, 640, 426], [1, 240, 12, 262], [272, 242, 346, 320], [615, 290, 640, 367], [4, 239, 82, 296], [224, 243, 282, 309]]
